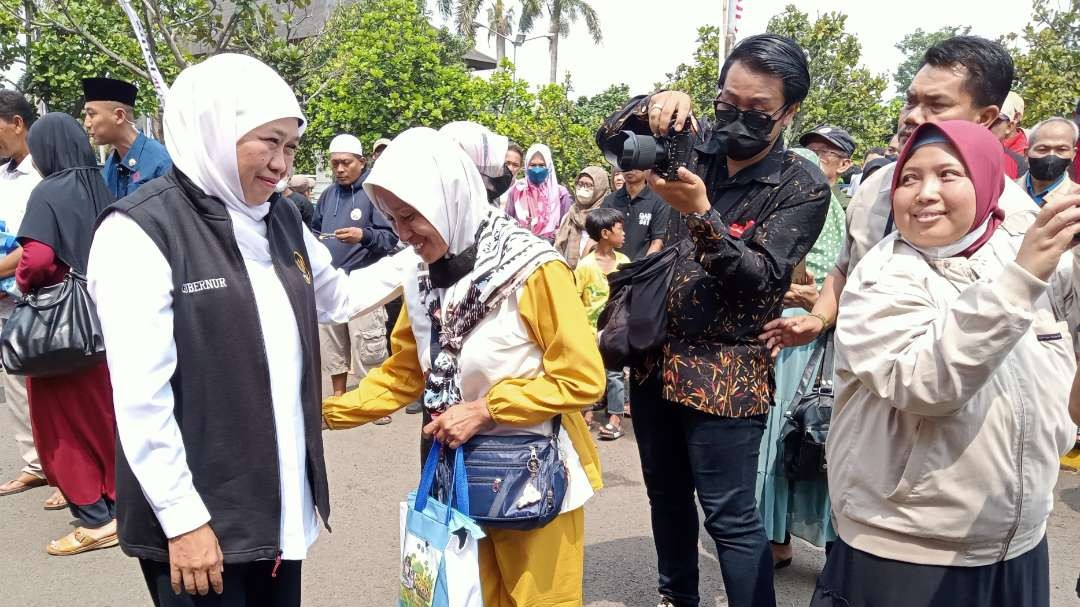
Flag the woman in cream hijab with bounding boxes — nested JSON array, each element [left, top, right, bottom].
[[323, 127, 605, 606], [88, 54, 373, 606], [554, 165, 612, 268]]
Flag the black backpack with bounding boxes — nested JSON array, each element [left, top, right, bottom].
[[596, 239, 692, 368]]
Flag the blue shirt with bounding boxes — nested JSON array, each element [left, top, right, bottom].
[[102, 132, 172, 199], [1024, 173, 1065, 207]]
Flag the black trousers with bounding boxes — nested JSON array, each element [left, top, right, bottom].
[[140, 559, 302, 607], [631, 372, 774, 607], [810, 537, 1049, 607]]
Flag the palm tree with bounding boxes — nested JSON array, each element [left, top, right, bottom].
[[435, 0, 485, 40], [519, 0, 603, 84], [486, 0, 515, 62]]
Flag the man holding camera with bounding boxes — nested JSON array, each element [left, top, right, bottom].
[[603, 34, 830, 607]]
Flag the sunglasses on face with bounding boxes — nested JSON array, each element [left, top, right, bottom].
[[713, 100, 790, 131]]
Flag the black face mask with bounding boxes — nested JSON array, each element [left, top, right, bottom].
[[711, 117, 776, 161], [1028, 154, 1072, 182], [483, 164, 515, 203]]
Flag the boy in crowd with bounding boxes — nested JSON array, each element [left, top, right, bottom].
[[576, 208, 630, 440]]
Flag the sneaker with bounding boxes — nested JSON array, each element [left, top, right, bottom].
[[406, 402, 423, 415]]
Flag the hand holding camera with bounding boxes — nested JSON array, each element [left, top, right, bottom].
[[648, 91, 694, 136], [646, 167, 710, 215], [596, 92, 697, 183]]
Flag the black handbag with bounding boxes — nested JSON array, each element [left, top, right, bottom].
[[0, 270, 106, 377], [780, 331, 835, 482], [437, 416, 567, 531], [597, 239, 692, 368]]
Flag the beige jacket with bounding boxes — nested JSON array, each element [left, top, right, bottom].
[[829, 211, 1079, 567]]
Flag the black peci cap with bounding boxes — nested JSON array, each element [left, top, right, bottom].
[[82, 77, 138, 107], [799, 125, 857, 158]]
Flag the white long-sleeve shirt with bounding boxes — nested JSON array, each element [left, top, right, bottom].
[[88, 213, 371, 559]]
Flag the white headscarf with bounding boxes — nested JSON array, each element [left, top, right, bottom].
[[164, 53, 306, 261], [364, 127, 490, 257], [439, 121, 509, 179]]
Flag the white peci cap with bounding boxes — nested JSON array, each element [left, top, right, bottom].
[[328, 134, 364, 156]]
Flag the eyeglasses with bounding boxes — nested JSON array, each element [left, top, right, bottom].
[[713, 100, 790, 131], [805, 145, 848, 161]]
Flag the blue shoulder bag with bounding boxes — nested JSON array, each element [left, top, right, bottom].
[[438, 416, 568, 531]]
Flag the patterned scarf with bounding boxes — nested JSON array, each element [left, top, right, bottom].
[[421, 212, 563, 413]]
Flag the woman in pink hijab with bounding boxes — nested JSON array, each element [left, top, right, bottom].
[[507, 143, 571, 240], [812, 120, 1080, 607]]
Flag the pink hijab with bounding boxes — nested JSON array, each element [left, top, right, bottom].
[[892, 120, 1005, 258], [509, 143, 561, 238]]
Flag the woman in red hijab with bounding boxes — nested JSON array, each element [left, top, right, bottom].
[[811, 121, 1080, 607]]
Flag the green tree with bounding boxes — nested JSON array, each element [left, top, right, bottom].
[[658, 26, 720, 116], [572, 82, 630, 133], [298, 0, 477, 171], [893, 26, 971, 96], [766, 5, 894, 156], [1007, 0, 1080, 124], [518, 0, 602, 84], [467, 65, 605, 185], [0, 0, 315, 115]]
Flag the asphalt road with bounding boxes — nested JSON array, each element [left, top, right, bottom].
[[2, 406, 1079, 606]]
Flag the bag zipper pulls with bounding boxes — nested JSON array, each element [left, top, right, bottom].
[[527, 446, 540, 477], [271, 551, 283, 578]]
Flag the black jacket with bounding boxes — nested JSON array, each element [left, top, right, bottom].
[[100, 168, 329, 563]]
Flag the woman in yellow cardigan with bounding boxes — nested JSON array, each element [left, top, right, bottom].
[[323, 127, 605, 607]]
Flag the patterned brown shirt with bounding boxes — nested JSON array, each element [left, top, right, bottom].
[[655, 139, 830, 417]]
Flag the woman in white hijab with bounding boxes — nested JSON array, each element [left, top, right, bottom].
[[88, 54, 373, 606], [323, 127, 605, 606]]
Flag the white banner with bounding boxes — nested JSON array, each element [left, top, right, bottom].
[[116, 0, 170, 104]]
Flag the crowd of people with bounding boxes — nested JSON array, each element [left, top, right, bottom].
[[0, 27, 1079, 607]]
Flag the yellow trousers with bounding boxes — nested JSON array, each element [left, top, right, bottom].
[[477, 508, 585, 607]]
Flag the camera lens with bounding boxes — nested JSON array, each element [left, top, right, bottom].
[[615, 131, 660, 172]]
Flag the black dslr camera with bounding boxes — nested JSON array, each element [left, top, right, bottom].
[[595, 95, 694, 181]]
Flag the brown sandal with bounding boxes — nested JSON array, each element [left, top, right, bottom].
[[0, 472, 47, 497], [46, 527, 119, 556], [43, 490, 68, 511]]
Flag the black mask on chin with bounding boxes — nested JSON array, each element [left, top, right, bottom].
[[483, 164, 515, 203], [711, 117, 777, 161], [1028, 154, 1072, 182]]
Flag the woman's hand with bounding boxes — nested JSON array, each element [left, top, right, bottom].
[[758, 315, 826, 358], [423, 400, 496, 449], [1016, 194, 1080, 281], [647, 167, 710, 215], [648, 91, 694, 136], [783, 282, 820, 311], [168, 524, 224, 596]]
